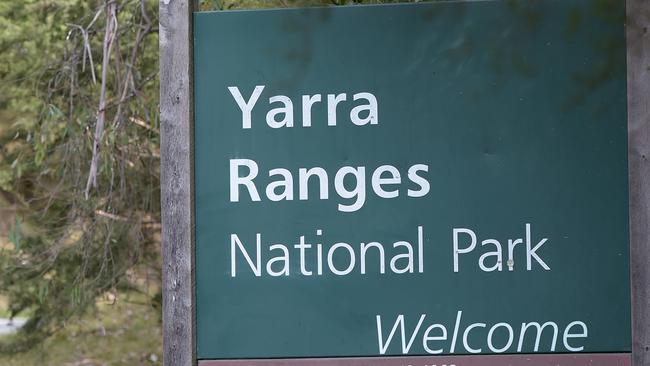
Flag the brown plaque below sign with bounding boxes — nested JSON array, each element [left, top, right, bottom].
[[199, 353, 631, 366]]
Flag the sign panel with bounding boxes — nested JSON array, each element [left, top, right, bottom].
[[194, 0, 630, 363]]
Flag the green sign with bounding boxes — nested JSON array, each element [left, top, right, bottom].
[[193, 0, 630, 362]]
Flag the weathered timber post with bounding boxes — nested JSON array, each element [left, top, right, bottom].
[[628, 1, 650, 365], [160, 0, 194, 365]]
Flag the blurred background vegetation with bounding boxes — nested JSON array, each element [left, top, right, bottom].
[[0, 0, 426, 364]]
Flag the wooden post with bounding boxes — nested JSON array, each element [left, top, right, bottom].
[[627, 1, 650, 365], [160, 0, 194, 365]]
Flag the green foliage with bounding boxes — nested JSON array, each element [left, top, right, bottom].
[[0, 0, 160, 352], [0, 1, 91, 129]]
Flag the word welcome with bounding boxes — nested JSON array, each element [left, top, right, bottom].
[[376, 311, 588, 355]]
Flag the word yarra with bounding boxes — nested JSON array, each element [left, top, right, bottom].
[[227, 86, 429, 212]]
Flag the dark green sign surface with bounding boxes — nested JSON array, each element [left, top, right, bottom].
[[194, 0, 629, 360]]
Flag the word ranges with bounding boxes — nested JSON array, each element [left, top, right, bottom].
[[230, 159, 430, 212]]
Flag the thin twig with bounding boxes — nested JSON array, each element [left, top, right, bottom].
[[85, 1, 118, 199]]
